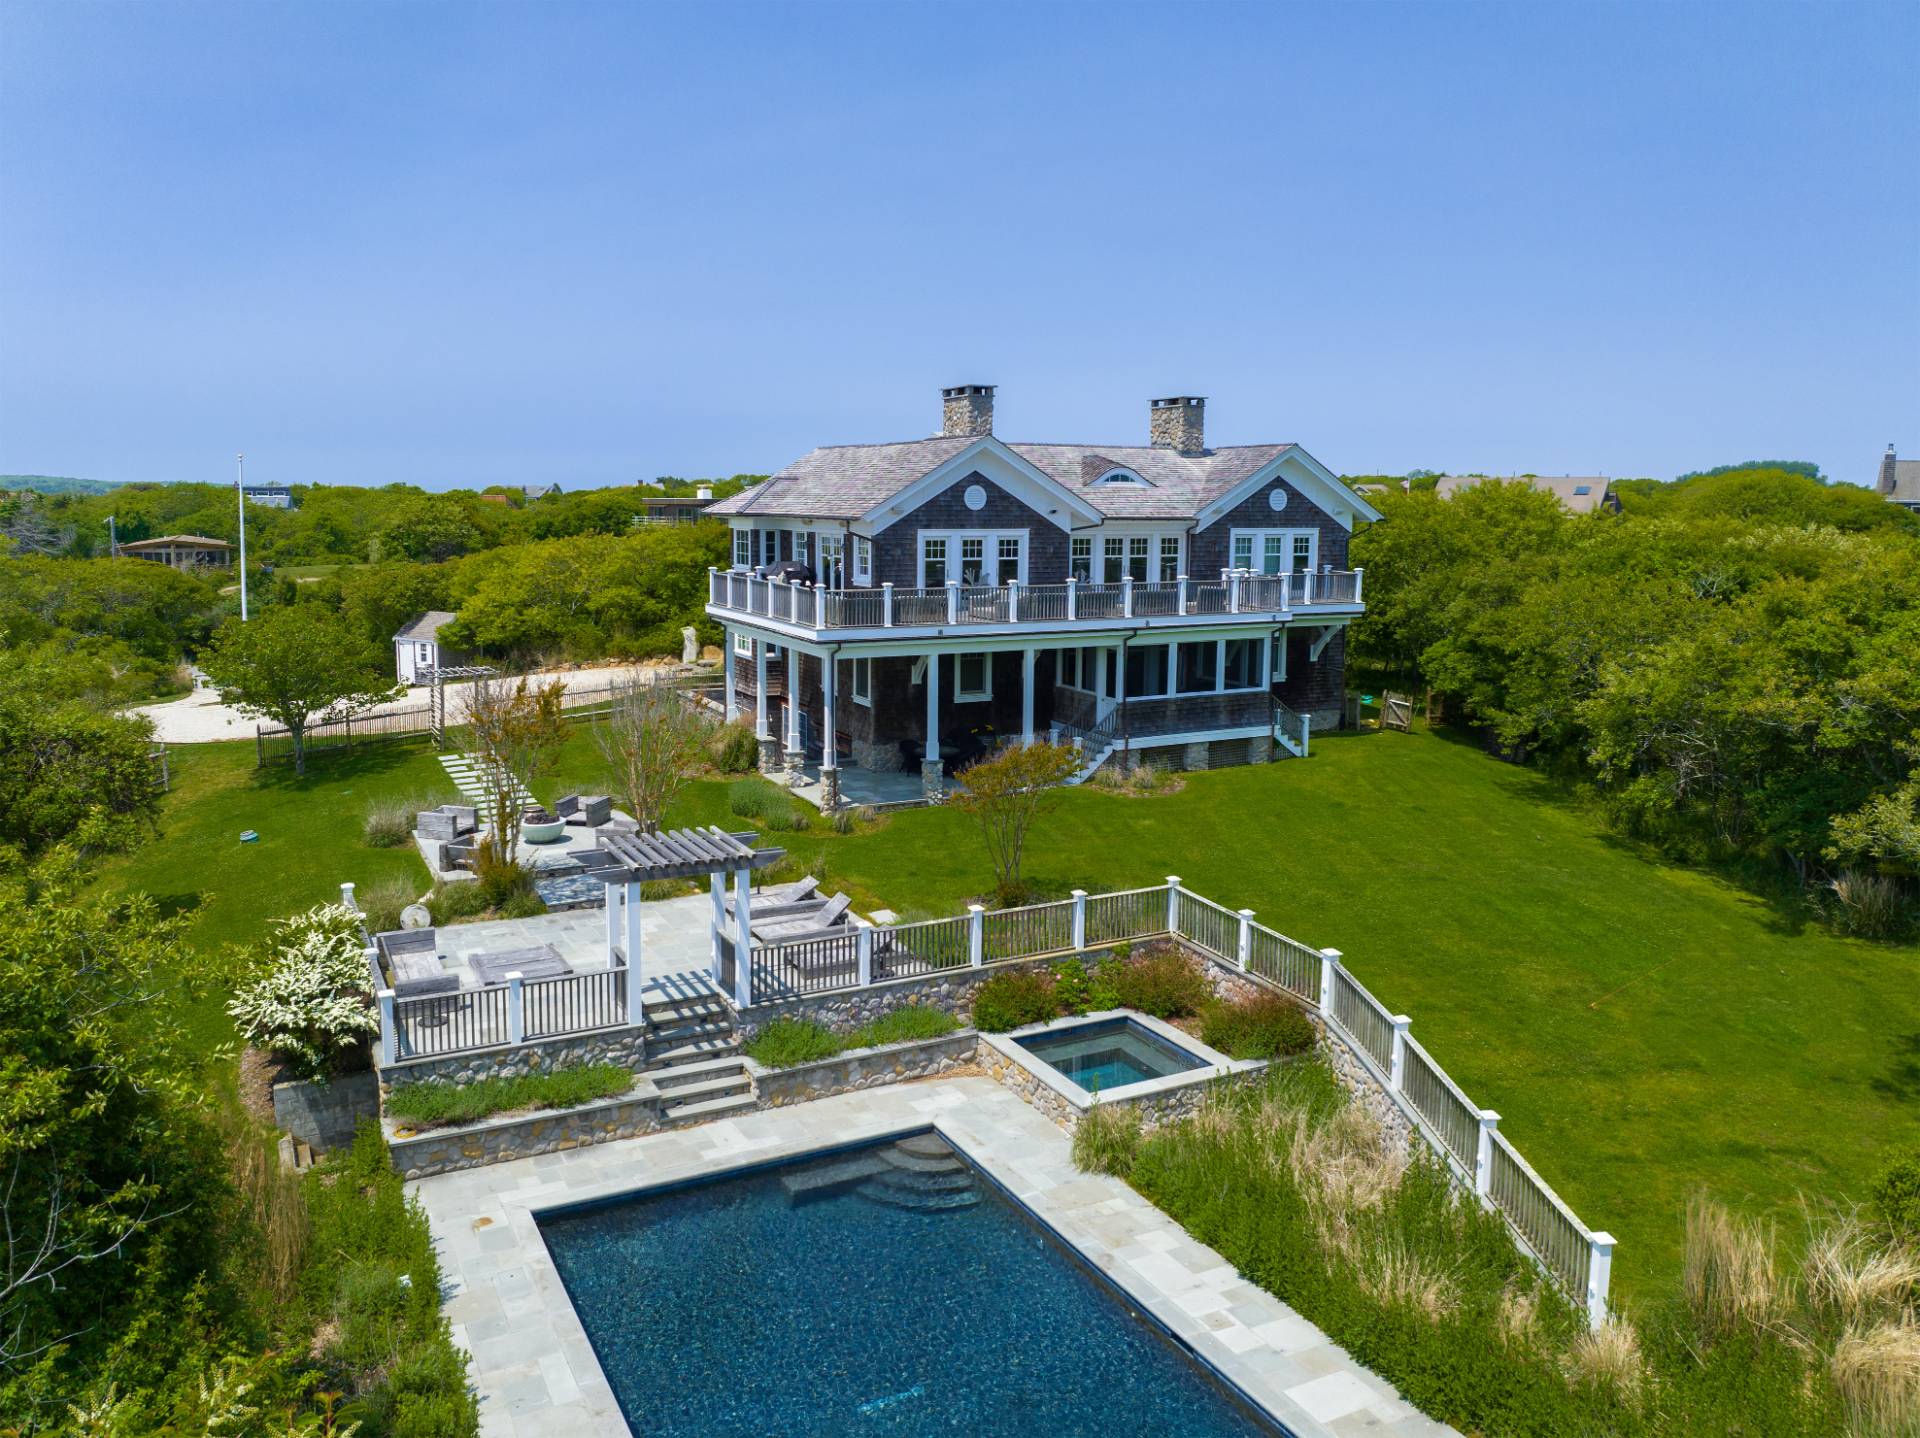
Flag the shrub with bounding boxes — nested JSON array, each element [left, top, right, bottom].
[[1827, 869, 1913, 940], [709, 720, 759, 773], [969, 969, 1060, 1032], [1870, 1147, 1920, 1240], [1683, 1195, 1784, 1342], [384, 1064, 633, 1127], [363, 796, 423, 848], [358, 873, 422, 935], [227, 904, 379, 1080], [728, 777, 811, 832], [1053, 958, 1121, 1015], [1112, 948, 1211, 1019], [744, 1018, 843, 1068], [854, 1004, 959, 1047], [744, 1007, 960, 1068], [1072, 1100, 1141, 1176], [426, 880, 493, 925], [1200, 991, 1317, 1060]]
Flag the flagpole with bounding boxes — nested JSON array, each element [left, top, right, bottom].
[[236, 452, 249, 621]]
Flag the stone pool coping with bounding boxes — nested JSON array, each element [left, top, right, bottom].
[[410, 1077, 1459, 1438], [981, 1007, 1261, 1110]]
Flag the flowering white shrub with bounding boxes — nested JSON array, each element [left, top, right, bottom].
[[228, 903, 378, 1078]]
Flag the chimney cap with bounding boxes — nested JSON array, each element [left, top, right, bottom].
[[942, 383, 995, 398], [1151, 395, 1206, 408]]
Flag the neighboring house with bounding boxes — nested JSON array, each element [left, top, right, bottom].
[[393, 611, 470, 684], [1879, 445, 1920, 514], [705, 385, 1381, 805], [633, 484, 717, 526], [523, 483, 563, 500], [1432, 474, 1621, 514], [117, 534, 233, 571], [243, 483, 294, 509]]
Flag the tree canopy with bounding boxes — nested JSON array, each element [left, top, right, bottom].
[[200, 608, 397, 773]]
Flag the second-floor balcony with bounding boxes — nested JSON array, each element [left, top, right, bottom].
[[707, 566, 1364, 637]]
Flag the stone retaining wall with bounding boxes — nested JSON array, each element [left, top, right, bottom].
[[735, 958, 1067, 1039], [379, 1029, 647, 1093], [751, 1032, 981, 1107], [387, 1083, 664, 1180], [272, 1069, 381, 1152]]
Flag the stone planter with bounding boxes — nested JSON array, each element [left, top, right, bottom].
[[749, 1031, 980, 1107], [272, 1068, 382, 1152]]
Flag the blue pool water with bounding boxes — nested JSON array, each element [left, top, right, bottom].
[[539, 1132, 1279, 1438], [1016, 1016, 1208, 1094]]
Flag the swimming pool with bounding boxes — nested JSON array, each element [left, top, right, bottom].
[[1015, 1014, 1208, 1094], [539, 1130, 1283, 1437]]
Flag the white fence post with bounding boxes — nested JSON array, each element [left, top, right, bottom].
[[1475, 1110, 1501, 1198], [857, 925, 873, 987], [1165, 876, 1181, 934], [1008, 578, 1021, 622], [1317, 947, 1342, 1016], [882, 582, 894, 627], [1389, 1014, 1411, 1089], [507, 972, 526, 1046], [1177, 574, 1188, 612], [1123, 574, 1135, 619], [1066, 576, 1078, 621], [1071, 889, 1088, 950], [947, 580, 960, 624], [378, 989, 397, 1067], [1354, 566, 1365, 604], [1236, 909, 1254, 970], [1585, 1233, 1617, 1329], [340, 881, 358, 911], [1229, 572, 1242, 613], [968, 904, 985, 967]]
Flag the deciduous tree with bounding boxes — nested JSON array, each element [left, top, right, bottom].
[[951, 741, 1083, 903], [200, 607, 397, 774]]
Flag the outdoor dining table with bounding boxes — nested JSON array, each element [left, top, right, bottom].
[[469, 944, 572, 987]]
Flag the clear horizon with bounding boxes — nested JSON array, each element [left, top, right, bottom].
[[2, 1, 1915, 493]]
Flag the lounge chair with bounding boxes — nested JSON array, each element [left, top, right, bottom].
[[727, 875, 819, 916], [754, 892, 852, 943], [377, 930, 460, 999]]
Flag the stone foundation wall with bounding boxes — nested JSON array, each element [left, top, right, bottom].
[[272, 1069, 381, 1152], [735, 958, 1066, 1039], [752, 1032, 980, 1107], [978, 1036, 1263, 1135], [379, 1028, 648, 1093], [387, 1087, 664, 1180]]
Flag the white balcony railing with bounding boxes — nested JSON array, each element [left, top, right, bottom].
[[707, 566, 1364, 632]]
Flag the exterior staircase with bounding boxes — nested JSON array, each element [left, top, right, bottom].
[[643, 990, 757, 1125], [437, 752, 534, 809]]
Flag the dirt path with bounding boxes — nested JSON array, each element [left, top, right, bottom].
[[133, 661, 683, 744]]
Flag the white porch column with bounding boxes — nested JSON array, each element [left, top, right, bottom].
[[1165, 640, 1177, 699], [722, 628, 738, 721], [1021, 647, 1036, 745], [754, 642, 771, 740], [624, 880, 644, 1025], [1216, 639, 1227, 694], [709, 871, 727, 982], [732, 867, 754, 1008], [820, 654, 840, 810], [605, 881, 622, 965], [784, 645, 803, 785], [922, 651, 944, 799]]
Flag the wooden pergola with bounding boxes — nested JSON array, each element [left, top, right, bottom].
[[569, 825, 786, 1008]]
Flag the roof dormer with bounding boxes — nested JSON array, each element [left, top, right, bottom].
[[1091, 466, 1150, 488]]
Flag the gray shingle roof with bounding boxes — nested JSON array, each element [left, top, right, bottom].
[[705, 438, 1298, 522], [1889, 460, 1920, 505], [1434, 474, 1618, 515], [393, 610, 457, 642]]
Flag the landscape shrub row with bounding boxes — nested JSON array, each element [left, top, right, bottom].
[[744, 1005, 960, 1069], [385, 1063, 635, 1127]]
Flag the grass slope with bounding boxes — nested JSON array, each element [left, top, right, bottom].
[[104, 727, 1920, 1300]]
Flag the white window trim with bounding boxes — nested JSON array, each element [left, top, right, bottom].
[[1091, 466, 1150, 487], [955, 652, 993, 702], [731, 528, 751, 569], [1088, 528, 1184, 583], [850, 656, 872, 707], [1229, 527, 1319, 575], [733, 631, 754, 657], [918, 530, 1029, 587], [852, 535, 872, 584]]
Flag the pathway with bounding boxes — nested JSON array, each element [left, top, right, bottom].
[[438, 753, 533, 810]]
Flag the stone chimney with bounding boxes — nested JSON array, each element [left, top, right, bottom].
[[1881, 444, 1898, 496], [941, 384, 995, 438], [1150, 396, 1206, 453]]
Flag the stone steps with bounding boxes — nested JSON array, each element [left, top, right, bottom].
[[650, 1054, 752, 1091], [659, 1091, 758, 1126], [649, 1033, 743, 1068], [780, 1154, 890, 1200]]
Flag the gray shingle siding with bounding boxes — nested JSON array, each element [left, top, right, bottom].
[[870, 472, 1071, 589], [1190, 480, 1350, 577]]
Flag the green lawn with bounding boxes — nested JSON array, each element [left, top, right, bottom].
[[103, 727, 1920, 1302]]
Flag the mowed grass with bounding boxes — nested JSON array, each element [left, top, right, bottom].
[[103, 726, 1920, 1300]]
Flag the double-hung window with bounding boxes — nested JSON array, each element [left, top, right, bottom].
[[955, 652, 992, 701], [1230, 528, 1318, 575], [817, 534, 845, 588], [1070, 536, 1093, 580], [1158, 535, 1181, 582], [850, 656, 872, 706], [918, 531, 1025, 587], [733, 631, 754, 657], [732, 529, 751, 569], [1103, 536, 1125, 583], [853, 535, 872, 584]]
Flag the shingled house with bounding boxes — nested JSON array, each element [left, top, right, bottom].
[[1880, 444, 1920, 515], [704, 386, 1380, 807]]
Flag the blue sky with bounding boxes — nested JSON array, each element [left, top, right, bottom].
[[2, 1, 1915, 491]]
